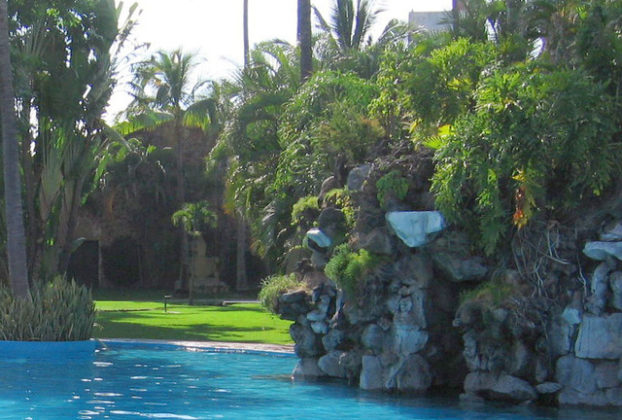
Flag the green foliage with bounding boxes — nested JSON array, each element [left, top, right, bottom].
[[431, 64, 621, 254], [376, 171, 409, 210], [258, 273, 304, 314], [325, 244, 381, 296], [171, 201, 218, 235], [0, 278, 95, 341], [460, 279, 516, 307], [291, 196, 320, 226], [324, 188, 356, 229]]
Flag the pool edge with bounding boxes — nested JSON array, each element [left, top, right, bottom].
[[97, 338, 295, 355]]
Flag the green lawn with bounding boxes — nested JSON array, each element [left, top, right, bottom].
[[93, 291, 293, 345]]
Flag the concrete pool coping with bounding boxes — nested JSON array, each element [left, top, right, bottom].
[[98, 338, 295, 354]]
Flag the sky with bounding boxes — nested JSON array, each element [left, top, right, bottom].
[[106, 0, 453, 120]]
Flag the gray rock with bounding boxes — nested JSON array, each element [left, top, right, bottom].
[[561, 306, 582, 325], [318, 176, 338, 203], [586, 262, 611, 315], [290, 322, 321, 357], [432, 253, 488, 282], [535, 357, 550, 383], [310, 321, 328, 334], [509, 341, 533, 378], [547, 317, 574, 357], [558, 389, 609, 407], [462, 330, 479, 371], [464, 372, 537, 402], [347, 164, 371, 191], [386, 211, 446, 248], [356, 228, 393, 255], [556, 355, 596, 394], [606, 387, 622, 406], [594, 361, 620, 389], [583, 241, 622, 261], [318, 351, 347, 378], [619, 359, 622, 383], [391, 324, 428, 356], [279, 290, 307, 304], [292, 358, 324, 379], [307, 308, 327, 322], [361, 324, 385, 353], [610, 271, 622, 311], [310, 250, 328, 269], [536, 382, 562, 394], [394, 289, 427, 329], [360, 355, 384, 391], [600, 221, 622, 242], [575, 314, 622, 359], [395, 354, 432, 392], [322, 328, 344, 352], [306, 228, 332, 248]]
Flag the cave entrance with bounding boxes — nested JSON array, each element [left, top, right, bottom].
[[67, 240, 100, 288], [101, 237, 141, 287]]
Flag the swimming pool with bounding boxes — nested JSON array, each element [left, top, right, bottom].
[[0, 341, 617, 419]]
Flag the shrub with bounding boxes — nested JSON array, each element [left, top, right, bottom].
[[376, 170, 409, 210], [325, 244, 382, 296], [290, 195, 320, 226], [431, 65, 621, 255], [259, 273, 304, 314], [0, 278, 95, 341], [324, 188, 356, 229]]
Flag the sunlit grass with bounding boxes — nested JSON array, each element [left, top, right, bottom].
[[93, 291, 293, 345]]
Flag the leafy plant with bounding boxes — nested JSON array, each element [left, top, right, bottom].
[[171, 201, 218, 235], [431, 64, 620, 254], [324, 188, 356, 229], [258, 273, 304, 314], [376, 170, 409, 210], [0, 278, 95, 341], [291, 196, 320, 226], [324, 244, 381, 296]]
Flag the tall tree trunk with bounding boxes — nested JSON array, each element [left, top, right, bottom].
[[235, 208, 247, 291], [298, 0, 313, 81], [174, 122, 190, 299], [243, 0, 250, 68], [0, 0, 29, 298]]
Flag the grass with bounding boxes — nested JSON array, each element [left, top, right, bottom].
[[93, 290, 293, 345]]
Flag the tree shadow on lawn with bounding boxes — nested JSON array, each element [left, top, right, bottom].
[[94, 310, 292, 344]]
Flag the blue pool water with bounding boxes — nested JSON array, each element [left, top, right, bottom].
[[0, 341, 618, 419]]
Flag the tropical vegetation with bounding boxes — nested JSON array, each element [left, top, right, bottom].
[[1, 0, 622, 343]]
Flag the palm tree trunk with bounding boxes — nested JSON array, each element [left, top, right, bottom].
[[298, 0, 313, 80], [235, 208, 247, 291], [0, 0, 30, 298], [174, 122, 190, 296], [243, 0, 250, 68]]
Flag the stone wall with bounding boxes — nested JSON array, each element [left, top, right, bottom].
[[276, 163, 622, 408]]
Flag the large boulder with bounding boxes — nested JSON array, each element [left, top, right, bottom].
[[610, 271, 622, 311], [583, 241, 622, 261], [354, 227, 393, 255], [292, 358, 325, 379], [574, 314, 622, 359], [306, 228, 332, 249], [347, 164, 371, 191], [556, 355, 597, 394], [600, 221, 622, 242], [359, 355, 383, 391], [464, 372, 537, 402], [395, 354, 432, 392], [390, 324, 428, 356], [586, 262, 611, 315], [318, 350, 348, 378], [385, 211, 445, 248], [432, 253, 488, 282]]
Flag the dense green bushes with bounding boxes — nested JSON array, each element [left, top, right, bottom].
[[431, 65, 620, 254], [0, 279, 95, 341], [259, 273, 305, 313], [325, 244, 382, 296]]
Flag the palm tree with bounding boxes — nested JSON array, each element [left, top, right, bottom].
[[123, 49, 216, 293], [298, 0, 313, 80], [244, 0, 250, 67], [314, 0, 382, 54], [0, 0, 29, 298]]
